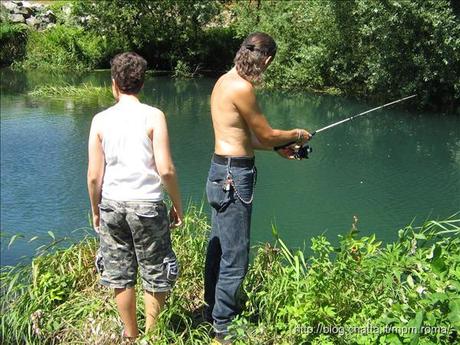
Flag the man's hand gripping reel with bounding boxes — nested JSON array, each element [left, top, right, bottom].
[[274, 132, 315, 160]]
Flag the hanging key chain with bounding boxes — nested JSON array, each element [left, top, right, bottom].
[[223, 176, 233, 191]]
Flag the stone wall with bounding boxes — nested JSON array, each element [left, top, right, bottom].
[[1, 1, 57, 30]]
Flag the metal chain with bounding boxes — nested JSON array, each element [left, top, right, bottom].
[[228, 169, 256, 205]]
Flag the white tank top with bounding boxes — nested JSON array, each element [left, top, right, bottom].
[[99, 101, 163, 201]]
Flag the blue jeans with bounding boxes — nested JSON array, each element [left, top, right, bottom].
[[204, 154, 257, 336]]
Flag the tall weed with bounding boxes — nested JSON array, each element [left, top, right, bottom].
[[1, 209, 458, 344]]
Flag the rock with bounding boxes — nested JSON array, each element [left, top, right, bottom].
[[44, 10, 56, 23], [40, 14, 50, 24], [9, 13, 25, 23], [15, 6, 33, 18], [25, 15, 40, 28], [30, 3, 44, 12], [1, 1, 18, 12], [4, 0, 58, 31]]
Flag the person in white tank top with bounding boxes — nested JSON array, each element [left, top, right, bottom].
[[87, 52, 183, 340]]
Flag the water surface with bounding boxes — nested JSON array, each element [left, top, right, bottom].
[[1, 70, 459, 265]]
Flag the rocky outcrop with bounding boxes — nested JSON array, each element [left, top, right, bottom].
[[1, 1, 57, 30]]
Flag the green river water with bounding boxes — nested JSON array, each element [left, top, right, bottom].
[[1, 70, 459, 265]]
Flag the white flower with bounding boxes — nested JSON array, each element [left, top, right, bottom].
[[416, 285, 426, 295]]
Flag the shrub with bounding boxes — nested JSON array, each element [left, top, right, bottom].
[[231, 0, 460, 111], [1, 208, 459, 344], [173, 60, 193, 79], [16, 25, 113, 71], [232, 218, 460, 344], [73, 0, 227, 71], [0, 22, 28, 67], [196, 27, 240, 72]]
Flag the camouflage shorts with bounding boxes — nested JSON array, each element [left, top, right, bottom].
[[97, 198, 179, 292]]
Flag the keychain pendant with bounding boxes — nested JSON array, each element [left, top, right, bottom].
[[223, 177, 232, 191]]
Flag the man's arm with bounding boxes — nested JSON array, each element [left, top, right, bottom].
[[250, 130, 271, 150], [151, 111, 183, 227], [87, 116, 105, 231], [251, 129, 297, 159], [234, 83, 311, 148]]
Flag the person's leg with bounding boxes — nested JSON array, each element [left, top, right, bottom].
[[205, 160, 233, 322], [144, 290, 168, 332], [127, 201, 178, 333], [204, 207, 222, 320], [114, 287, 138, 337], [98, 199, 139, 337], [212, 200, 252, 337], [212, 164, 255, 337]]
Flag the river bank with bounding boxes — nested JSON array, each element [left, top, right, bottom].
[[1, 0, 459, 112], [1, 206, 459, 344]]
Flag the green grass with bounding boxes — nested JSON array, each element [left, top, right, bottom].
[[1, 207, 459, 344], [28, 83, 112, 99]]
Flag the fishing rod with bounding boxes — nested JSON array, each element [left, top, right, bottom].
[[275, 94, 417, 159]]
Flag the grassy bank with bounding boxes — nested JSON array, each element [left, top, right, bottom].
[[1, 207, 459, 344], [28, 83, 112, 98]]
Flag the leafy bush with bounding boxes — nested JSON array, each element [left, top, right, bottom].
[[0, 22, 28, 67], [1, 207, 459, 344], [173, 60, 193, 79], [232, 218, 460, 344], [72, 0, 229, 71], [196, 27, 240, 72], [16, 25, 113, 71], [231, 0, 460, 111], [3, 0, 459, 112]]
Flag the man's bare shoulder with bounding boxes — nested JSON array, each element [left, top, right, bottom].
[[218, 71, 254, 96]]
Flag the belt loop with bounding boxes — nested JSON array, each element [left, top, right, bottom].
[[226, 157, 232, 177]]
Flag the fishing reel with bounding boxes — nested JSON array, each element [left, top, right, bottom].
[[274, 142, 312, 160], [294, 144, 312, 160]]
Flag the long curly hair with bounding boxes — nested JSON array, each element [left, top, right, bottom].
[[110, 52, 147, 95], [234, 32, 277, 83]]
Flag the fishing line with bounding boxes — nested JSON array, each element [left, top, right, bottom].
[[275, 94, 417, 159]]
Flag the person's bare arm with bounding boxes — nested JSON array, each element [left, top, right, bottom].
[[250, 130, 271, 150], [251, 130, 297, 159], [151, 111, 183, 227], [234, 83, 311, 147], [87, 116, 105, 232]]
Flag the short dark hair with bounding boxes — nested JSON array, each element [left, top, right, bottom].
[[234, 32, 277, 83], [110, 52, 147, 95]]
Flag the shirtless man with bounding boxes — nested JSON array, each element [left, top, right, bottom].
[[204, 32, 311, 343]]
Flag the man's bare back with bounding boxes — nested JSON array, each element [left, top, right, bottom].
[[211, 67, 311, 158], [211, 67, 255, 157]]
